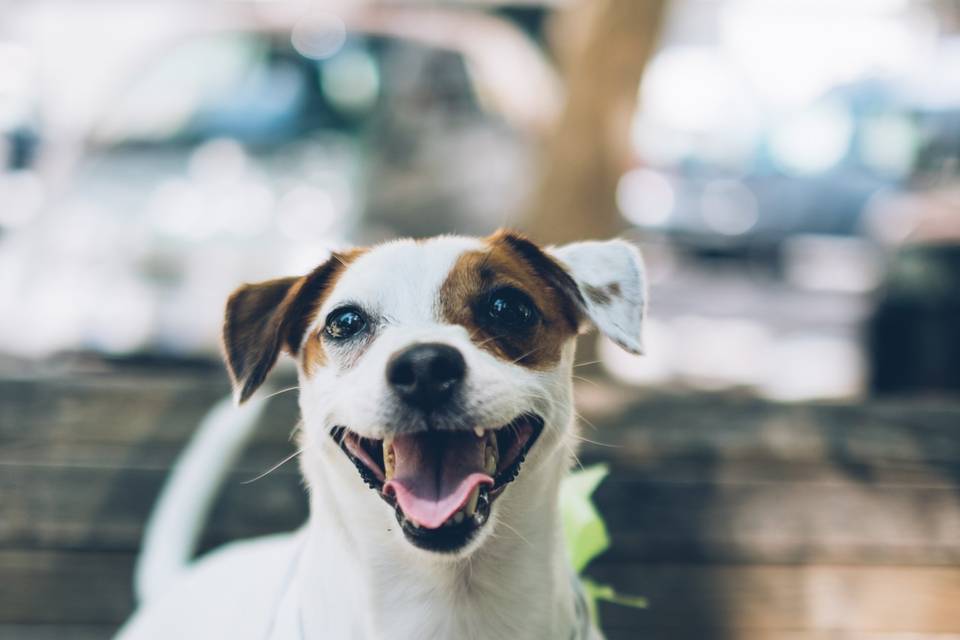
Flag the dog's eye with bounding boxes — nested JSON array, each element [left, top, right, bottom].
[[486, 288, 537, 329], [324, 307, 367, 340]]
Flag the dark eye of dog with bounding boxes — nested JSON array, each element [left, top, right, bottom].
[[486, 288, 538, 329], [324, 307, 367, 340]]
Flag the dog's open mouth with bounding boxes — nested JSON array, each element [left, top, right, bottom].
[[330, 414, 544, 552]]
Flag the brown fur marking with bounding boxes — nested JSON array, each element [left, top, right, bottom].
[[221, 249, 366, 400], [439, 231, 583, 369], [585, 282, 621, 306], [585, 284, 611, 306], [295, 248, 366, 377]]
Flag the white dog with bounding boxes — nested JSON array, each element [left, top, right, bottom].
[[118, 230, 646, 640]]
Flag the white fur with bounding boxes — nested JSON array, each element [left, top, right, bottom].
[[118, 236, 644, 640]]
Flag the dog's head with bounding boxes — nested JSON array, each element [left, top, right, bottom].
[[221, 231, 645, 556]]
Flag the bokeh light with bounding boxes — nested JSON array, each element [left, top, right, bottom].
[[291, 11, 347, 61], [616, 168, 674, 227]]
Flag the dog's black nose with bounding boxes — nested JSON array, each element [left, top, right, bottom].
[[387, 343, 466, 411]]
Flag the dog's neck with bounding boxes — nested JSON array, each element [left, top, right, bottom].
[[295, 428, 578, 640]]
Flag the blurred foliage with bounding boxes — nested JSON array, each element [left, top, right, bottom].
[[560, 464, 647, 626]]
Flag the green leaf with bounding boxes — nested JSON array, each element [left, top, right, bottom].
[[582, 578, 648, 627], [561, 464, 647, 628], [559, 464, 610, 573]]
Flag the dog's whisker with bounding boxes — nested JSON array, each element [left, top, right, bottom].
[[571, 375, 600, 388], [288, 419, 305, 443], [508, 345, 545, 366], [261, 385, 300, 401], [562, 439, 586, 472], [495, 519, 535, 550], [473, 333, 505, 350], [567, 433, 621, 448], [241, 447, 306, 485], [572, 359, 605, 369], [572, 410, 603, 433]]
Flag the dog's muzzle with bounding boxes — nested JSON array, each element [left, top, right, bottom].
[[330, 413, 544, 553]]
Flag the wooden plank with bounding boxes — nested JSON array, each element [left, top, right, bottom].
[[0, 465, 307, 553], [590, 563, 960, 636], [0, 551, 134, 624], [0, 375, 300, 453], [594, 470, 960, 565], [577, 392, 960, 470]]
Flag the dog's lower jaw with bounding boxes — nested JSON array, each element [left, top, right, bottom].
[[296, 434, 581, 640]]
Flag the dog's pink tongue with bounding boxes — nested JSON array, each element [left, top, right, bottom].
[[383, 431, 493, 529]]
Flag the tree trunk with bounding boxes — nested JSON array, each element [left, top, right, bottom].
[[521, 0, 668, 246]]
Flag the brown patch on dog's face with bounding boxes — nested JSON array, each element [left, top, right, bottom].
[[297, 248, 367, 377], [222, 249, 366, 400], [439, 231, 584, 369], [301, 333, 325, 377]]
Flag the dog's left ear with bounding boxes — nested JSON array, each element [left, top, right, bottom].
[[549, 239, 647, 354]]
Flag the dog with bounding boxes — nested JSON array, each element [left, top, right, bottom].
[[117, 230, 646, 640]]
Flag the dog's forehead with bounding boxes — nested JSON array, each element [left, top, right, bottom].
[[322, 236, 484, 321]]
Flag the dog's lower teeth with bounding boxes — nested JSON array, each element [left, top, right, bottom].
[[453, 511, 464, 524], [473, 427, 484, 438], [464, 486, 480, 518]]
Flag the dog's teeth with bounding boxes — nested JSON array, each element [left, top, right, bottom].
[[453, 511, 464, 524], [484, 444, 498, 475], [464, 485, 480, 518], [383, 438, 395, 480], [473, 427, 484, 438]]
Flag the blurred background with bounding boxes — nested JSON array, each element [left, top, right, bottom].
[[2, 1, 960, 638]]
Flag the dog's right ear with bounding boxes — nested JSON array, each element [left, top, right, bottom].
[[549, 239, 647, 355], [222, 276, 303, 404]]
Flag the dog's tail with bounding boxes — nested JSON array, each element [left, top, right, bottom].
[[133, 391, 270, 603]]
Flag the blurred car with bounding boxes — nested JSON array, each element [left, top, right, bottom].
[[866, 186, 960, 394], [621, 73, 960, 266], [0, 7, 558, 359]]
